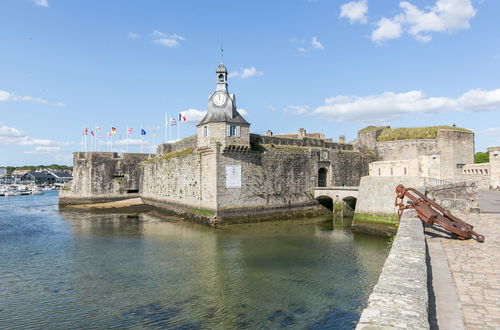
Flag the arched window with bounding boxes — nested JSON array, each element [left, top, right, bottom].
[[218, 74, 225, 82], [318, 168, 327, 187]]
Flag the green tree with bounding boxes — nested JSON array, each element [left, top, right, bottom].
[[474, 152, 489, 164]]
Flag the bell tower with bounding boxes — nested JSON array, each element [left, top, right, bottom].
[[196, 62, 251, 151]]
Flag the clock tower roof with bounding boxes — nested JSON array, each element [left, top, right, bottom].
[[197, 63, 250, 127]]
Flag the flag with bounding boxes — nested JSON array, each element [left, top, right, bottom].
[[111, 127, 117, 134], [170, 118, 177, 126], [127, 128, 133, 134], [90, 131, 94, 137], [179, 113, 187, 121], [83, 128, 88, 135], [152, 131, 156, 137], [107, 132, 111, 137], [97, 126, 101, 133], [141, 129, 146, 135]]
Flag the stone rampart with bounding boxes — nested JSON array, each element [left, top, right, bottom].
[[375, 139, 437, 161], [250, 133, 353, 151], [156, 136, 197, 155], [488, 146, 500, 189], [427, 181, 479, 214], [463, 163, 490, 189], [356, 210, 428, 329], [59, 152, 152, 205]]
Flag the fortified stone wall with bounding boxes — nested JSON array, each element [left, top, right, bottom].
[[215, 147, 324, 221], [156, 136, 197, 155], [250, 133, 352, 151], [357, 127, 387, 151], [329, 150, 373, 186], [59, 152, 152, 205], [488, 147, 500, 189], [437, 130, 474, 181], [463, 163, 490, 189], [369, 159, 419, 177], [140, 148, 218, 215], [375, 139, 437, 161], [427, 182, 479, 213]]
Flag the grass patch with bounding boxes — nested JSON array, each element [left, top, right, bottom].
[[61, 185, 71, 191], [359, 126, 388, 132], [376, 126, 471, 142], [143, 147, 195, 164], [353, 212, 399, 225], [191, 208, 215, 217]]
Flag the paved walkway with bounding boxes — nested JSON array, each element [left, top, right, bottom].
[[426, 213, 500, 329]]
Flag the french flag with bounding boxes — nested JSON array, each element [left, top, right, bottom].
[[178, 113, 187, 121]]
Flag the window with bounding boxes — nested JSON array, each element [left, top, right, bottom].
[[204, 126, 209, 137], [390, 168, 393, 176], [404, 167, 407, 175], [456, 164, 465, 169], [218, 74, 225, 82], [226, 125, 240, 137], [378, 168, 381, 176]]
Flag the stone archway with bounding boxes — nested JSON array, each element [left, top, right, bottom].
[[316, 195, 333, 211], [342, 196, 357, 217], [318, 167, 328, 187]]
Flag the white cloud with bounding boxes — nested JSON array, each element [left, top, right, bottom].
[[25, 146, 61, 154], [311, 36, 324, 50], [371, 0, 476, 43], [179, 108, 249, 123], [0, 124, 69, 147], [371, 18, 403, 42], [481, 128, 500, 136], [33, 0, 48, 7], [284, 105, 309, 115], [128, 32, 139, 39], [313, 88, 500, 122], [228, 67, 264, 79], [153, 38, 179, 48], [151, 30, 186, 48], [340, 0, 368, 24], [114, 139, 149, 147], [0, 89, 65, 106], [0, 125, 25, 138]]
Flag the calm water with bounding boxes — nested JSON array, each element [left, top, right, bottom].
[[0, 191, 390, 329]]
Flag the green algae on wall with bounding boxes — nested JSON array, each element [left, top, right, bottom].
[[352, 212, 400, 237]]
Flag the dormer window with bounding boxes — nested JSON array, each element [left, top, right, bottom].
[[218, 74, 225, 82]]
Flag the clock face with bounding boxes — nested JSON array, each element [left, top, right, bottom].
[[213, 93, 227, 106]]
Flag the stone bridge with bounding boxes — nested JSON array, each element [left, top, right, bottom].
[[314, 186, 359, 200], [313, 186, 359, 216]]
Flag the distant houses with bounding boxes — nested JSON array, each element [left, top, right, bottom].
[[19, 171, 73, 185]]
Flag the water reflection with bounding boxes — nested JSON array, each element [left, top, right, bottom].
[[0, 193, 390, 329]]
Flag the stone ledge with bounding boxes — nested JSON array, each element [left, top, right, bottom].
[[356, 210, 428, 329]]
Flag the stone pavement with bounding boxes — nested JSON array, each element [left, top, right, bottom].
[[426, 213, 500, 329]]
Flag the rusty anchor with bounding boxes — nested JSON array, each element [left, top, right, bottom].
[[395, 184, 485, 243]]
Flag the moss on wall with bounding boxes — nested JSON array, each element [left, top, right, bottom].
[[375, 126, 471, 142]]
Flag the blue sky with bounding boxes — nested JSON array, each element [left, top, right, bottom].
[[1, 0, 499, 166]]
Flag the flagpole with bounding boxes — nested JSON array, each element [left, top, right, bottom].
[[169, 116, 172, 142], [82, 130, 84, 152], [126, 125, 129, 153], [110, 132, 113, 152], [84, 130, 87, 152], [177, 114, 180, 141], [152, 127, 155, 153], [164, 113, 167, 143], [141, 126, 144, 153]]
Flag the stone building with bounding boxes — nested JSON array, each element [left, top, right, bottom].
[[463, 147, 500, 190], [61, 63, 374, 224]]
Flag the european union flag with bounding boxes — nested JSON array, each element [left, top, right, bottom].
[[141, 129, 146, 135]]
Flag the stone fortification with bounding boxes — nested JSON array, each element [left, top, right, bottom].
[[356, 210, 428, 329], [358, 127, 474, 181], [59, 152, 152, 205], [140, 142, 371, 224], [251, 133, 352, 151], [156, 136, 197, 155], [427, 182, 479, 214], [488, 147, 500, 189], [463, 163, 490, 189]]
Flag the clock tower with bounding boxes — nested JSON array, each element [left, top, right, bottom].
[[197, 63, 250, 150]]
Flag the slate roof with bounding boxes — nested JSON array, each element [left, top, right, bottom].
[[24, 171, 55, 179], [51, 172, 73, 179]]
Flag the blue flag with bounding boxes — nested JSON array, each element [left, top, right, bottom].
[[141, 129, 146, 135]]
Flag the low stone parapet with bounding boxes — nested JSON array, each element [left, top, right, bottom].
[[356, 210, 428, 329]]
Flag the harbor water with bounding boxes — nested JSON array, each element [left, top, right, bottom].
[[0, 191, 390, 329]]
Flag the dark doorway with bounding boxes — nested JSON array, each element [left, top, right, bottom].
[[318, 168, 328, 187]]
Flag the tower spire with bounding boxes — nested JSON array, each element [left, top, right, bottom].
[[220, 35, 224, 64]]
